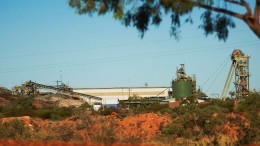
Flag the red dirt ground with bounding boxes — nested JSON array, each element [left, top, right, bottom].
[[0, 140, 155, 146]]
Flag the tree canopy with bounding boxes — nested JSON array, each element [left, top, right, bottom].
[[69, 0, 260, 41]]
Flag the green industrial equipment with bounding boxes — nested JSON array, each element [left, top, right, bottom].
[[172, 64, 196, 100]]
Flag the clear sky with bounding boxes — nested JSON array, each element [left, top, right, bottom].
[[0, 1, 259, 97]]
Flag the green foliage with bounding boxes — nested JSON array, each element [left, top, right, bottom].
[[203, 104, 229, 113], [163, 122, 185, 137], [38, 123, 83, 142], [199, 10, 235, 41], [33, 107, 74, 121], [50, 125, 75, 141], [1, 92, 259, 144], [91, 118, 118, 143], [236, 93, 260, 114], [1, 96, 35, 117], [210, 98, 234, 112], [125, 95, 170, 114], [144, 103, 169, 112], [79, 102, 92, 109], [236, 93, 260, 144], [0, 96, 74, 120], [162, 95, 260, 144], [33, 109, 52, 119], [68, 0, 260, 40], [98, 106, 119, 116], [129, 103, 169, 115], [164, 103, 225, 139], [0, 106, 3, 115], [0, 119, 31, 140], [73, 107, 93, 130]]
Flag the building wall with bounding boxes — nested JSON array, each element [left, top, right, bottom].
[[73, 87, 171, 104]]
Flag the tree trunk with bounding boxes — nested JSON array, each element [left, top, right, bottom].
[[243, 17, 260, 39], [252, 0, 260, 38], [251, 25, 260, 39]]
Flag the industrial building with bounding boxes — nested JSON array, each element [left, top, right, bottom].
[[172, 64, 196, 99], [10, 50, 250, 108], [73, 64, 197, 106], [73, 87, 171, 105], [10, 64, 201, 108]]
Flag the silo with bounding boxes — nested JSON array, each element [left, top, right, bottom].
[[172, 64, 196, 100], [172, 80, 193, 99]]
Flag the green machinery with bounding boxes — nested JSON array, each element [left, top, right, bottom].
[[172, 64, 196, 100]]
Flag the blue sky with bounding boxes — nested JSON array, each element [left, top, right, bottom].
[[0, 1, 259, 97]]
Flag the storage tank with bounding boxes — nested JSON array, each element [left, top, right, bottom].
[[172, 64, 196, 100]]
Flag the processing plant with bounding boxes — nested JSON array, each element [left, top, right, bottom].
[[10, 49, 252, 108], [172, 64, 196, 100]]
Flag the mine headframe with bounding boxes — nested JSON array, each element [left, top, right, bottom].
[[221, 49, 250, 100]]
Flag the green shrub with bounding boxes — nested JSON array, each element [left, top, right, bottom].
[[236, 93, 260, 114], [163, 122, 185, 138], [52, 125, 75, 141], [171, 104, 199, 116], [90, 119, 118, 143], [164, 103, 225, 139], [1, 96, 76, 120], [130, 103, 169, 114], [2, 97, 35, 117], [79, 102, 92, 109], [147, 103, 169, 112], [0, 106, 3, 114], [33, 107, 74, 120], [203, 104, 230, 113], [236, 93, 260, 144], [0, 119, 31, 140], [99, 106, 119, 116], [159, 107, 172, 115], [210, 98, 234, 112]]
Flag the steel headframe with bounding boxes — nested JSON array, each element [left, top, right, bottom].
[[221, 50, 250, 100]]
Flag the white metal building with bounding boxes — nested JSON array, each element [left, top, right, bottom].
[[73, 87, 171, 105]]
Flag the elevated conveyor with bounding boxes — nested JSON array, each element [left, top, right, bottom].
[[12, 81, 102, 104]]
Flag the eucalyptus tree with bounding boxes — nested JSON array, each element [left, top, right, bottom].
[[69, 0, 260, 40]]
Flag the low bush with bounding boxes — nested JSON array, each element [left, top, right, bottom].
[[164, 103, 225, 139], [0, 119, 31, 140], [1, 96, 35, 117], [236, 93, 260, 144], [98, 106, 119, 116], [130, 103, 169, 115], [33, 107, 74, 120], [210, 98, 234, 112]]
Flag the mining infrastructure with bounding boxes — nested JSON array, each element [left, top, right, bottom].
[[11, 49, 251, 109]]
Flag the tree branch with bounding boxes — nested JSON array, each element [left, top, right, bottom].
[[225, 0, 243, 6], [191, 1, 244, 19], [255, 0, 260, 25], [225, 0, 252, 15]]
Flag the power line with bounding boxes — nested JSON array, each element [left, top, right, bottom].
[[0, 40, 258, 70], [0, 48, 223, 73], [0, 29, 254, 60], [1, 42, 257, 74], [201, 57, 229, 87], [0, 42, 258, 73], [205, 58, 229, 93]]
